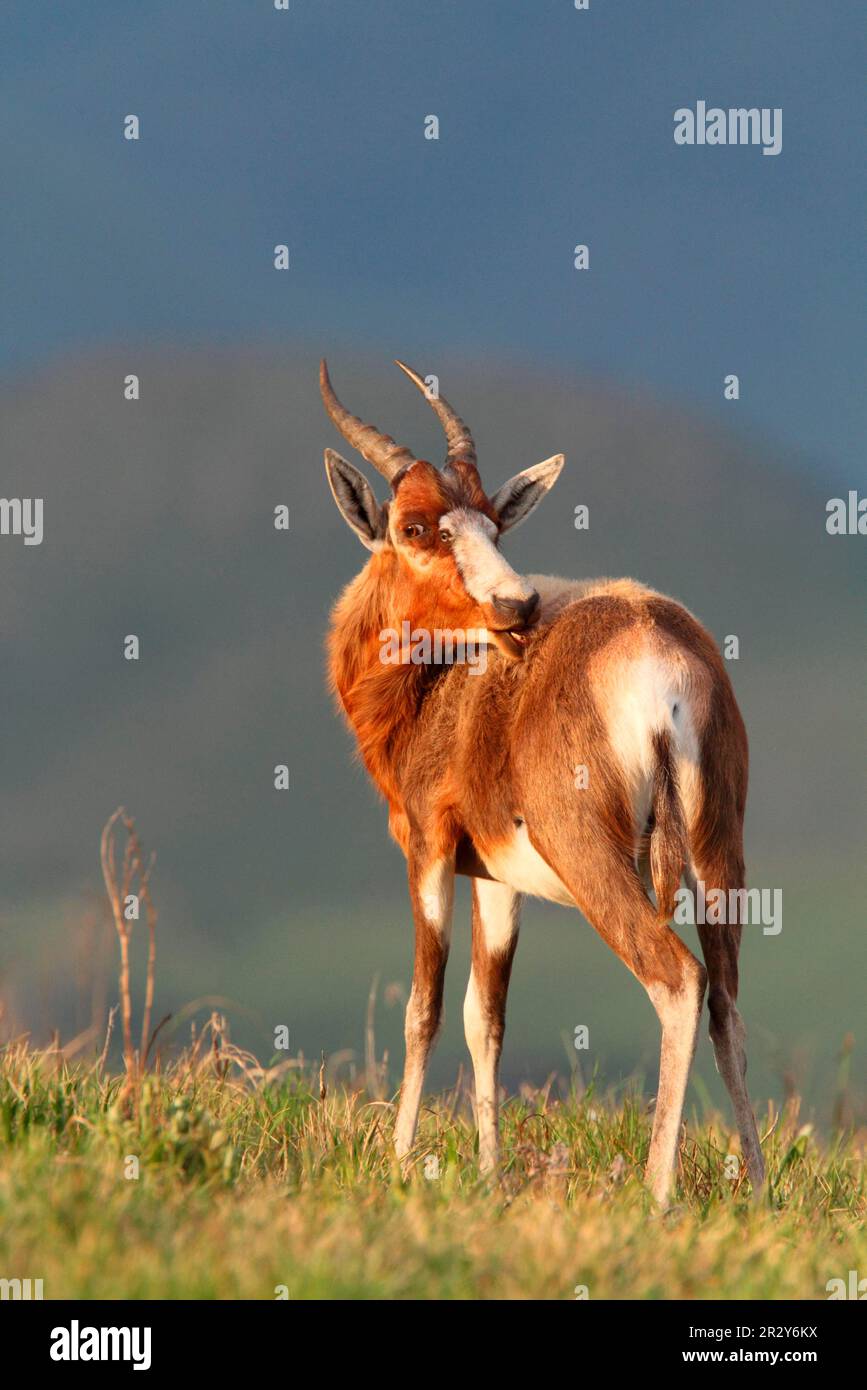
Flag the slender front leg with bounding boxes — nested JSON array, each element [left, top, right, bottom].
[[463, 879, 521, 1173], [393, 854, 455, 1162]]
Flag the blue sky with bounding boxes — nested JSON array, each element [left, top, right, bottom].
[[1, 0, 863, 477]]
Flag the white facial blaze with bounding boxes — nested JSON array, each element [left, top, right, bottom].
[[443, 509, 535, 606]]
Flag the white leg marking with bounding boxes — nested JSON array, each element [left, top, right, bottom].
[[394, 859, 454, 1162], [645, 961, 706, 1205], [464, 880, 520, 1173], [417, 859, 454, 942]]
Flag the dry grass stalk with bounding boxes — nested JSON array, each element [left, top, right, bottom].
[[99, 807, 159, 1093]]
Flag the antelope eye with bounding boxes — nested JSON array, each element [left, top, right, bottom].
[[403, 522, 425, 539]]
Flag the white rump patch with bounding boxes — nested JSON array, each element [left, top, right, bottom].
[[604, 650, 699, 834]]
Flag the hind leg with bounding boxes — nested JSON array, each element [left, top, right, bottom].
[[643, 948, 707, 1204], [692, 879, 764, 1193], [532, 834, 706, 1205]]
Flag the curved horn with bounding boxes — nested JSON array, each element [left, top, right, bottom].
[[393, 360, 477, 469], [320, 359, 417, 482]]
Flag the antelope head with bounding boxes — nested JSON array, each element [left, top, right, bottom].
[[321, 360, 564, 658]]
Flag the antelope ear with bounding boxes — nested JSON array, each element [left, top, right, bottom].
[[490, 455, 565, 534], [325, 449, 386, 551]]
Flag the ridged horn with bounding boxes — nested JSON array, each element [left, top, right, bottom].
[[393, 360, 477, 469], [319, 359, 418, 482]]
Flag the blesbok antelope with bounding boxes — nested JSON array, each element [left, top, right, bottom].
[[322, 359, 765, 1204]]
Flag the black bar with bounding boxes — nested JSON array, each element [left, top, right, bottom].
[[6, 1297, 860, 1374]]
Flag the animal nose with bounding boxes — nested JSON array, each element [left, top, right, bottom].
[[492, 591, 540, 626]]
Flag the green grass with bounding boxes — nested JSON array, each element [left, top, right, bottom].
[[0, 1039, 864, 1300]]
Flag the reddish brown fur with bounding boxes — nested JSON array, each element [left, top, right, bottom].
[[648, 729, 688, 922], [329, 554, 747, 997], [328, 460, 513, 854]]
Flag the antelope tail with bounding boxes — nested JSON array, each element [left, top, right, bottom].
[[649, 729, 688, 922]]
